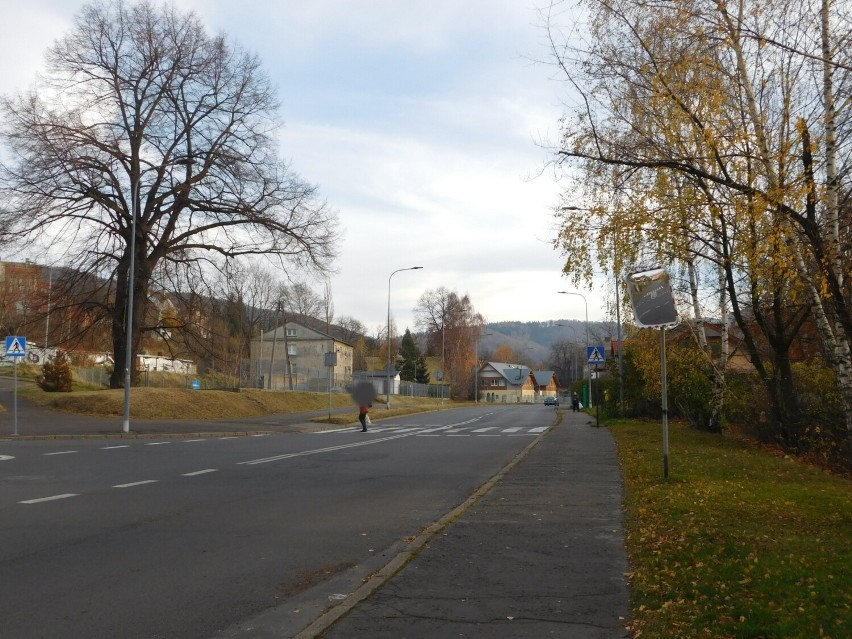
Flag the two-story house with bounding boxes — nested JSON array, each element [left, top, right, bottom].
[[250, 318, 354, 391], [476, 362, 559, 403]]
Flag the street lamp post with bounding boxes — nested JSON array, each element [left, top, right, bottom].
[[558, 291, 591, 410], [387, 266, 423, 409]]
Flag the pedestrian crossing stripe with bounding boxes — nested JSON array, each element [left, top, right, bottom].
[[587, 346, 605, 363], [5, 336, 26, 357]]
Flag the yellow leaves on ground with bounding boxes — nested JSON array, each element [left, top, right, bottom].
[[612, 419, 851, 638]]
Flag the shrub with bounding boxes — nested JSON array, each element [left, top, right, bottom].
[[38, 351, 74, 392]]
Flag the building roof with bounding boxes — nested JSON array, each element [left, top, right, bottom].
[[531, 370, 557, 387]]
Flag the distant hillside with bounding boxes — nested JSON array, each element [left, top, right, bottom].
[[481, 319, 615, 365]]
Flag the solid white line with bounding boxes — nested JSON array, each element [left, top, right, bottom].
[[20, 493, 78, 504], [44, 450, 78, 456], [239, 431, 417, 465], [101, 445, 130, 450], [113, 480, 158, 488], [182, 469, 218, 476]]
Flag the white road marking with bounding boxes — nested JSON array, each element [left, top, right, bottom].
[[240, 431, 417, 465], [0, 454, 15, 461], [502, 427, 522, 433], [183, 439, 206, 443], [20, 494, 78, 504], [182, 469, 218, 476], [530, 427, 548, 433], [101, 445, 130, 450], [472, 427, 496, 433], [113, 480, 158, 488], [219, 436, 238, 440], [44, 450, 78, 456], [145, 442, 170, 446]]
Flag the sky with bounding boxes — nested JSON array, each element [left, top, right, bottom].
[[0, 0, 608, 334]]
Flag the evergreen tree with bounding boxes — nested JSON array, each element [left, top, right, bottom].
[[398, 329, 429, 383], [38, 351, 74, 392]]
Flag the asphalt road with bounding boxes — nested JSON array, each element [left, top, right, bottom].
[[0, 404, 555, 638]]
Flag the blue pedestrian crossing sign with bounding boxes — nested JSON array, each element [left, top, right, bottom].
[[5, 336, 27, 357], [587, 345, 605, 364]]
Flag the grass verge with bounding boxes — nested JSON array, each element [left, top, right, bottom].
[[17, 386, 454, 422], [609, 419, 851, 639]]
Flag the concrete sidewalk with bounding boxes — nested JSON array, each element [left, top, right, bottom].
[[299, 409, 631, 638]]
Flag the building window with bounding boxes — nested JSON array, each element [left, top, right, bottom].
[[286, 328, 297, 337], [287, 345, 297, 356]]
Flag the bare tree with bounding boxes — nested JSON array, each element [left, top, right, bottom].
[[414, 287, 484, 399], [278, 280, 325, 319], [0, 0, 339, 388]]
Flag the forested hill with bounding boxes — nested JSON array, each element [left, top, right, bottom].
[[482, 319, 615, 360]]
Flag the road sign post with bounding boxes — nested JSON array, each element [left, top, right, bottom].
[[587, 346, 605, 427], [5, 337, 27, 436]]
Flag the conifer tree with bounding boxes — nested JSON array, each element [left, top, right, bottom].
[[398, 329, 429, 383]]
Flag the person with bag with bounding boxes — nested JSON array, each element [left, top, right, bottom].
[[358, 403, 371, 432]]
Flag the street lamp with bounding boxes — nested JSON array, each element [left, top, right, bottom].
[[474, 330, 493, 403], [387, 266, 423, 409], [557, 291, 591, 410]]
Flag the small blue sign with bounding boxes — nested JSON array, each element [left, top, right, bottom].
[[191, 379, 201, 390], [587, 346, 605, 364], [5, 336, 27, 357]]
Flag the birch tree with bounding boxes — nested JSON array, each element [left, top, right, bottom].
[[547, 0, 852, 444]]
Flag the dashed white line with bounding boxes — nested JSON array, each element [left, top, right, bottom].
[[145, 442, 171, 446], [183, 439, 206, 443], [182, 469, 218, 477], [101, 445, 130, 450], [113, 480, 158, 489], [20, 494, 78, 504], [44, 450, 78, 456], [0, 454, 15, 461]]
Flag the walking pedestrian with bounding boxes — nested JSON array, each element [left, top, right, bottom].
[[358, 403, 371, 432]]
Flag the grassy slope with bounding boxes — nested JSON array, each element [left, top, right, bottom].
[[18, 386, 449, 422], [610, 419, 851, 639]]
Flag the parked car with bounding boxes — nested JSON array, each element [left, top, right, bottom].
[[544, 396, 559, 406]]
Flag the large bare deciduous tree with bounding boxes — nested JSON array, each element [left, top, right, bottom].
[[0, 0, 339, 388]]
